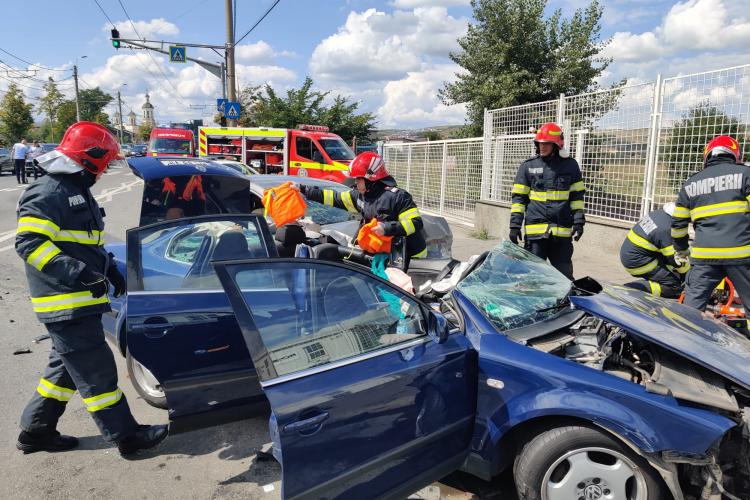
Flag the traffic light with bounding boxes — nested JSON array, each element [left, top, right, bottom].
[[111, 29, 121, 49]]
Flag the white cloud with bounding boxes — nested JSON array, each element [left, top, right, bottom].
[[234, 41, 294, 64], [604, 32, 662, 62], [108, 18, 180, 40], [389, 0, 469, 7], [377, 64, 466, 128], [661, 0, 750, 51], [310, 7, 467, 82]]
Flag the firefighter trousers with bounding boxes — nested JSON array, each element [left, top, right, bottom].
[[624, 264, 683, 298], [525, 236, 574, 280], [19, 315, 139, 442], [683, 264, 750, 311]]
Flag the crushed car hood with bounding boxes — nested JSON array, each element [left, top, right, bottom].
[[571, 285, 750, 389]]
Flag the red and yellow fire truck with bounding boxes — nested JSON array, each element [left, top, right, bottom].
[[148, 127, 196, 157], [197, 125, 355, 183]]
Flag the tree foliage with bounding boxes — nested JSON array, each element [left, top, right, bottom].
[[138, 123, 154, 143], [0, 83, 34, 144], [237, 77, 376, 143], [38, 77, 65, 143], [440, 0, 613, 135], [54, 87, 114, 138]]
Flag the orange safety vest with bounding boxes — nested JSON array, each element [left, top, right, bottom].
[[357, 218, 393, 254]]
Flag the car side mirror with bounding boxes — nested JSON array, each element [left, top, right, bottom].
[[427, 309, 450, 344]]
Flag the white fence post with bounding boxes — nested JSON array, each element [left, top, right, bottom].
[[557, 93, 565, 125], [481, 108, 492, 199], [642, 74, 663, 218], [406, 147, 412, 191], [439, 141, 448, 215]]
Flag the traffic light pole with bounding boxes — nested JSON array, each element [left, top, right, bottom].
[[225, 0, 237, 126], [73, 65, 81, 122], [117, 90, 124, 144]]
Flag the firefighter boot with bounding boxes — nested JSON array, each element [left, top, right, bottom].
[[117, 424, 168, 456], [16, 430, 79, 453]]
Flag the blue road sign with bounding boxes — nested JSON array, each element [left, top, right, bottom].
[[224, 102, 241, 119], [216, 98, 228, 113], [169, 45, 186, 63]]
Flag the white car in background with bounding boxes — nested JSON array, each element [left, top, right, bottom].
[[213, 159, 260, 176]]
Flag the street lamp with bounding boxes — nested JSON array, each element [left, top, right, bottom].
[[73, 55, 87, 122]]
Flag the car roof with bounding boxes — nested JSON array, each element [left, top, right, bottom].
[[128, 156, 248, 181]]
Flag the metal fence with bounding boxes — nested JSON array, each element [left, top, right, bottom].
[[383, 64, 750, 226]]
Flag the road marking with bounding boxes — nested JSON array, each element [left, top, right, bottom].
[[0, 228, 16, 243], [0, 244, 13, 252], [95, 180, 141, 204]]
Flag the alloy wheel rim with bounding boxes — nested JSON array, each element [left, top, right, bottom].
[[131, 358, 164, 398]]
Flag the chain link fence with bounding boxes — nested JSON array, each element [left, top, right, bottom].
[[383, 64, 750, 226]]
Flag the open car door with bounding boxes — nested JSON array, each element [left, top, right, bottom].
[[125, 214, 277, 429], [214, 258, 478, 500]]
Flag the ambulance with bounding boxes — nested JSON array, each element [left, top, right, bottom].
[[197, 124, 355, 184], [148, 127, 196, 157]]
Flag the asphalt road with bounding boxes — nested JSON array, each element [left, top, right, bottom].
[[0, 167, 628, 500], [0, 168, 509, 500]]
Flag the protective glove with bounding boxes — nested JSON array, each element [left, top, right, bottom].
[[509, 227, 522, 245], [78, 267, 108, 298], [572, 224, 584, 241], [674, 250, 690, 267], [106, 263, 126, 298]]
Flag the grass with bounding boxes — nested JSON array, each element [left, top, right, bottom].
[[472, 229, 491, 240]]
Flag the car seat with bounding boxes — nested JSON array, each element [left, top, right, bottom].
[[275, 224, 306, 257], [213, 230, 252, 261]]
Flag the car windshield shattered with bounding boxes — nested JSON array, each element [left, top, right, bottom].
[[457, 241, 571, 331]]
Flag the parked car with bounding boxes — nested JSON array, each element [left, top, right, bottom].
[[0, 147, 10, 175], [213, 158, 260, 176], [25, 143, 57, 175], [130, 144, 147, 157], [121, 144, 133, 157]]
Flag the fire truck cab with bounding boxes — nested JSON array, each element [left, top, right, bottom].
[[148, 127, 196, 157], [198, 124, 355, 184]]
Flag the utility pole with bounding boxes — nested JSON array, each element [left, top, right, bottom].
[[117, 90, 124, 144], [225, 0, 237, 126], [73, 65, 81, 122]]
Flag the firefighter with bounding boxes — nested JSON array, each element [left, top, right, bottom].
[[509, 122, 585, 279], [14, 122, 168, 456], [620, 202, 689, 298], [300, 152, 426, 267], [672, 135, 750, 310]]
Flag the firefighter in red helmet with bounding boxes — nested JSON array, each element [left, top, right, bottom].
[[509, 122, 586, 279], [301, 152, 427, 267], [14, 122, 168, 456], [672, 135, 750, 311]]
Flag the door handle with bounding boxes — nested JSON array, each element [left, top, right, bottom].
[[282, 411, 329, 435], [131, 320, 174, 338], [294, 162, 301, 167]]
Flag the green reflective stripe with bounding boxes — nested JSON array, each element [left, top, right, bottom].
[[31, 291, 109, 313], [627, 230, 658, 252], [398, 208, 421, 220], [83, 388, 123, 412], [17, 216, 60, 238], [511, 203, 526, 213], [625, 259, 658, 276], [529, 190, 570, 201], [691, 245, 750, 259], [671, 227, 689, 238], [322, 189, 334, 207], [570, 200, 584, 211], [525, 223, 548, 235], [672, 206, 690, 219], [340, 191, 358, 213], [674, 261, 690, 274], [412, 248, 427, 259], [55, 230, 104, 245], [512, 183, 530, 195], [400, 219, 416, 235], [570, 181, 585, 192], [549, 226, 572, 237], [547, 130, 562, 136], [26, 240, 61, 271], [649, 281, 662, 297], [660, 245, 675, 256], [690, 200, 749, 220], [36, 377, 75, 402]]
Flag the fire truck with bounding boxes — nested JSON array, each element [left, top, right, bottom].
[[148, 127, 196, 157], [197, 125, 355, 183]]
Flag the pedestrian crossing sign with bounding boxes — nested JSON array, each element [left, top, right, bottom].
[[225, 102, 241, 119], [169, 45, 186, 63]]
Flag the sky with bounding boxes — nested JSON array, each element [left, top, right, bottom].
[[0, 0, 749, 130]]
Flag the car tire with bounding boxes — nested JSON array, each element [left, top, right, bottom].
[[126, 349, 168, 409], [514, 425, 664, 500]]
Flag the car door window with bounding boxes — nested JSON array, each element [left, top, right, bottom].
[[133, 218, 270, 292], [295, 137, 313, 160], [222, 261, 427, 381]]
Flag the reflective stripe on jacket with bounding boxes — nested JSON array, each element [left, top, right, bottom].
[[620, 209, 687, 276], [672, 157, 750, 265], [304, 178, 427, 258], [16, 174, 110, 323], [510, 154, 585, 239]]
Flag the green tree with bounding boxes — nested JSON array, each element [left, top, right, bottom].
[[54, 100, 78, 138], [138, 123, 154, 143], [78, 88, 113, 125], [38, 77, 65, 143], [236, 77, 376, 143], [662, 103, 747, 191], [423, 130, 442, 141], [0, 83, 34, 143], [440, 0, 612, 135]]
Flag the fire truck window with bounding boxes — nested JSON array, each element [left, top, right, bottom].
[[295, 137, 313, 160]]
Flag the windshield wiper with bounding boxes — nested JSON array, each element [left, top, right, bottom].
[[535, 292, 572, 313]]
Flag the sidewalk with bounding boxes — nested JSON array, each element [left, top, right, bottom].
[[450, 224, 631, 285]]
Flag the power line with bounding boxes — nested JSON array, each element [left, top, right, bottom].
[[0, 61, 74, 85], [92, 0, 116, 27], [0, 47, 72, 72], [235, 0, 281, 45]]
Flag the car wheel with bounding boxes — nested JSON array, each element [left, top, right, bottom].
[[126, 349, 168, 409], [514, 425, 664, 500]]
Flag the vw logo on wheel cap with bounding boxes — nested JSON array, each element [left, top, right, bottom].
[[583, 484, 603, 500]]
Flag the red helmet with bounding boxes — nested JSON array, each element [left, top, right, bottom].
[[704, 135, 741, 163], [349, 152, 389, 182], [57, 121, 124, 175], [534, 122, 565, 149]]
